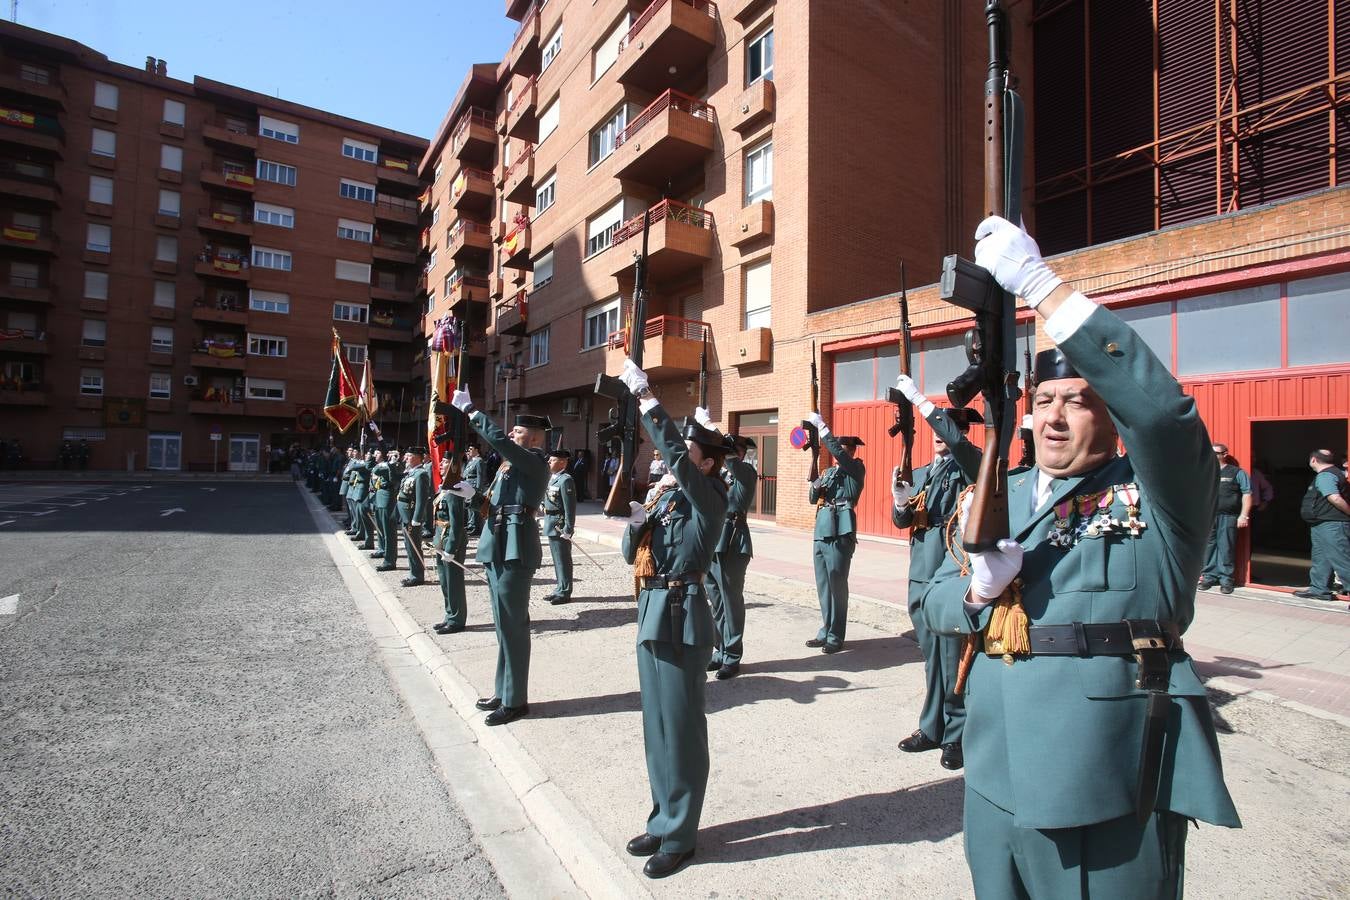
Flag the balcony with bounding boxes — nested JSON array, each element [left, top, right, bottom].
[[192, 303, 248, 326], [611, 90, 716, 185], [0, 386, 46, 405], [189, 397, 246, 416], [605, 315, 710, 378], [451, 108, 496, 165], [447, 274, 491, 311], [191, 343, 247, 371], [616, 0, 718, 92], [377, 157, 420, 189], [0, 160, 60, 205], [200, 163, 256, 194], [0, 330, 48, 355], [451, 166, 495, 213], [608, 199, 714, 278], [505, 0, 532, 19], [500, 217, 532, 269], [0, 109, 63, 154], [495, 291, 529, 337], [732, 199, 773, 247], [369, 317, 415, 343], [448, 220, 493, 261], [730, 78, 775, 133], [0, 277, 52, 304], [372, 366, 411, 384], [372, 236, 419, 265], [374, 193, 419, 226], [371, 282, 417, 304], [194, 254, 251, 282], [501, 149, 535, 205], [202, 122, 257, 151], [505, 4, 542, 76], [0, 225, 56, 254], [0, 62, 66, 107], [506, 77, 538, 141], [197, 207, 253, 238]]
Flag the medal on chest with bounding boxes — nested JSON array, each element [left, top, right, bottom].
[[1048, 497, 1076, 548], [1117, 483, 1147, 536], [1079, 486, 1117, 538]]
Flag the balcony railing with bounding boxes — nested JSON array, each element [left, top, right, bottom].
[[613, 89, 715, 149], [447, 270, 491, 292], [611, 199, 713, 248], [380, 157, 413, 173], [448, 219, 493, 243], [0, 107, 63, 139], [375, 194, 419, 215], [192, 339, 245, 358], [501, 145, 535, 186], [451, 108, 495, 147], [618, 0, 716, 53], [0, 159, 57, 184], [197, 206, 253, 226], [509, 1, 546, 56], [507, 77, 538, 116], [201, 161, 255, 187], [607, 314, 710, 349]]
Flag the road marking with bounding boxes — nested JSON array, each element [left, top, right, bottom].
[[0, 594, 17, 615], [160, 507, 186, 517], [0, 520, 14, 527], [30, 510, 54, 517], [202, 487, 217, 492]]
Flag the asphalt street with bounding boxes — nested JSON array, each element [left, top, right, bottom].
[[0, 481, 505, 898]]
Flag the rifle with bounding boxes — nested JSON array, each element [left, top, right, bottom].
[[801, 341, 820, 482], [594, 209, 652, 517], [1018, 325, 1035, 469], [697, 330, 709, 411], [938, 0, 1024, 553], [884, 261, 915, 485]]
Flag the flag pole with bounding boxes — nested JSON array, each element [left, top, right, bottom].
[[395, 387, 405, 450]]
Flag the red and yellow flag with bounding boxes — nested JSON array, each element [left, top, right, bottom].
[[324, 331, 362, 432]]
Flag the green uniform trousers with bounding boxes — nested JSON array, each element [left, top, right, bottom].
[[401, 522, 425, 581], [378, 506, 397, 565], [707, 552, 749, 665], [1309, 520, 1350, 594], [1201, 513, 1238, 587], [485, 561, 533, 707], [548, 537, 573, 598], [345, 496, 357, 530], [910, 578, 964, 745], [436, 550, 467, 628], [354, 499, 373, 547], [813, 535, 855, 648], [964, 786, 1187, 899], [638, 637, 713, 854]]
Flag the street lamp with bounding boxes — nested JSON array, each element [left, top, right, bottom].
[[500, 362, 522, 423]]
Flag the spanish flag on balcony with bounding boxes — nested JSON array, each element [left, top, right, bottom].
[[382, 158, 410, 171], [211, 211, 239, 223], [452, 171, 467, 199], [324, 330, 362, 433], [213, 258, 241, 273], [223, 170, 255, 186], [0, 108, 36, 129], [2, 226, 38, 243], [418, 187, 431, 207], [503, 229, 521, 256]]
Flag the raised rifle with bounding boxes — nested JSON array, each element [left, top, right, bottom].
[[884, 261, 915, 484], [697, 329, 709, 411], [801, 341, 820, 482], [594, 209, 651, 517], [1018, 325, 1035, 469]]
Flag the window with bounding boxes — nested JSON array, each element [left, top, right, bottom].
[[89, 175, 114, 205], [162, 98, 186, 126], [426, 290, 436, 314], [593, 14, 630, 82], [155, 236, 177, 262], [745, 140, 773, 204], [532, 248, 554, 289], [333, 302, 369, 323], [1288, 272, 1350, 367], [160, 144, 183, 172], [337, 218, 373, 242], [431, 205, 441, 226], [253, 202, 295, 228], [158, 189, 181, 217], [150, 325, 174, 353], [339, 178, 376, 203], [149, 372, 172, 399], [346, 343, 367, 365], [153, 281, 175, 309], [91, 128, 116, 157], [502, 139, 512, 170], [743, 258, 772, 328], [747, 27, 774, 84], [20, 64, 52, 85], [248, 333, 288, 357], [81, 319, 107, 347], [9, 262, 39, 287], [252, 246, 292, 271], [258, 115, 299, 144], [84, 271, 109, 300], [245, 377, 286, 400], [249, 289, 290, 314], [335, 260, 371, 283], [529, 326, 550, 367], [342, 137, 377, 162], [535, 171, 557, 213], [428, 249, 438, 271], [80, 368, 104, 396], [584, 297, 621, 349], [375, 348, 395, 369], [538, 97, 560, 143], [256, 159, 297, 186], [86, 223, 112, 253], [1176, 285, 1281, 376], [542, 24, 563, 72], [585, 198, 625, 257], [93, 81, 118, 110], [589, 105, 628, 167]]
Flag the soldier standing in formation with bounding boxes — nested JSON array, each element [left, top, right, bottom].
[[396, 447, 432, 587], [1199, 442, 1251, 594], [616, 359, 727, 880], [890, 374, 982, 771], [1295, 448, 1350, 601], [542, 449, 578, 605], [339, 447, 356, 532], [695, 406, 756, 680], [450, 387, 549, 726], [463, 444, 485, 537], [804, 412, 866, 654], [347, 450, 373, 551], [433, 453, 475, 634], [373, 448, 403, 569]]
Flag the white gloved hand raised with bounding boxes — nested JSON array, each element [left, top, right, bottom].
[[973, 215, 1064, 309], [895, 373, 925, 406], [693, 406, 714, 429], [805, 411, 828, 435], [891, 467, 913, 508], [1021, 413, 1033, 431], [451, 388, 473, 412], [627, 500, 646, 527], [619, 359, 650, 396], [448, 480, 476, 499]]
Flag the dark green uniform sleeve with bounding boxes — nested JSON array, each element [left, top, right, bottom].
[[641, 404, 725, 524], [727, 458, 756, 513], [561, 474, 576, 533], [821, 431, 865, 482], [469, 410, 548, 489], [892, 463, 932, 529], [413, 467, 429, 526], [926, 407, 982, 482]]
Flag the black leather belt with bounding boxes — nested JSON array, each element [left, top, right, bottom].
[[639, 573, 704, 590], [492, 504, 536, 521], [1026, 620, 1183, 657]]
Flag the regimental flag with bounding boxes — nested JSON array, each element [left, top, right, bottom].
[[360, 358, 379, 419], [426, 321, 458, 490], [324, 330, 362, 432]]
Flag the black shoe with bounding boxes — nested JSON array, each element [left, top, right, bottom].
[[643, 849, 694, 879], [369, 551, 385, 558], [940, 742, 964, 770], [484, 704, 528, 726], [400, 577, 425, 587], [433, 623, 464, 635], [350, 536, 364, 543], [626, 833, 661, 857], [549, 595, 571, 605], [375, 564, 396, 572], [1219, 584, 1234, 594], [359, 543, 374, 550], [475, 697, 501, 711], [821, 643, 843, 655], [715, 663, 740, 680], [1294, 589, 1336, 600], [706, 659, 722, 673], [898, 729, 940, 753], [1197, 579, 1217, 591], [805, 638, 826, 648]]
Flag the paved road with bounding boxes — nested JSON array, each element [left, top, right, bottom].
[[0, 482, 504, 898]]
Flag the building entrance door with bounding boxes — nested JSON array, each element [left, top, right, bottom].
[[228, 433, 260, 473], [1248, 417, 1349, 589], [147, 432, 181, 471], [736, 410, 778, 519]]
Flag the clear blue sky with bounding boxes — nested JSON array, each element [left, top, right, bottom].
[[15, 0, 517, 138]]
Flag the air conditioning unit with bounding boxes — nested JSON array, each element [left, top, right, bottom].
[[183, 374, 199, 386], [561, 397, 580, 416]]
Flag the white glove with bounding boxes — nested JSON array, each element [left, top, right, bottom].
[[627, 500, 646, 527], [969, 539, 1024, 604], [693, 406, 713, 429], [448, 480, 476, 499], [973, 215, 1063, 309], [1021, 413, 1033, 431], [891, 468, 913, 508], [620, 359, 649, 396], [451, 388, 473, 412], [805, 411, 827, 435], [895, 374, 925, 406]]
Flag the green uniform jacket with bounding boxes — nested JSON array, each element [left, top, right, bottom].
[[893, 407, 982, 584], [543, 471, 577, 537], [338, 459, 354, 498], [715, 457, 757, 557], [370, 460, 395, 508], [922, 302, 1239, 830], [621, 405, 728, 647], [347, 460, 371, 502], [470, 410, 548, 567], [809, 432, 865, 540], [463, 456, 484, 491], [397, 463, 432, 526], [433, 490, 469, 556]]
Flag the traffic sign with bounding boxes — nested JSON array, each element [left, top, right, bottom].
[[209, 433, 222, 442], [210, 424, 223, 435]]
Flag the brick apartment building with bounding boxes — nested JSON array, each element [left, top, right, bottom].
[[427, 0, 1348, 592], [0, 22, 427, 472]]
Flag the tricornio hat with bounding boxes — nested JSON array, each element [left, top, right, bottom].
[[680, 418, 726, 452], [547, 448, 571, 459], [1033, 348, 1080, 384], [947, 407, 984, 429], [724, 434, 757, 451], [516, 413, 551, 430], [406, 445, 426, 457], [837, 436, 865, 449]]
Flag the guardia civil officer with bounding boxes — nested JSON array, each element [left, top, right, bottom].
[[433, 453, 475, 634], [463, 444, 485, 536], [449, 388, 549, 726], [339, 447, 357, 532], [695, 407, 756, 680], [803, 413, 866, 654], [373, 448, 403, 568], [616, 359, 727, 880], [1295, 448, 1350, 601], [891, 374, 982, 771], [542, 449, 578, 605], [347, 450, 373, 549], [396, 447, 432, 587], [922, 216, 1239, 896], [1198, 443, 1251, 594]]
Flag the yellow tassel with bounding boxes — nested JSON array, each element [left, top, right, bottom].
[[983, 579, 1031, 660]]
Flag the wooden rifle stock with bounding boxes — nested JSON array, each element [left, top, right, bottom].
[[598, 209, 651, 518], [801, 340, 819, 482], [885, 262, 915, 484]]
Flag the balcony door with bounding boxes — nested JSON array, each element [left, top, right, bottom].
[[736, 410, 778, 520]]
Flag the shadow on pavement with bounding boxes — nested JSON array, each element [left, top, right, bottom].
[[748, 636, 923, 676], [531, 607, 636, 634]]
